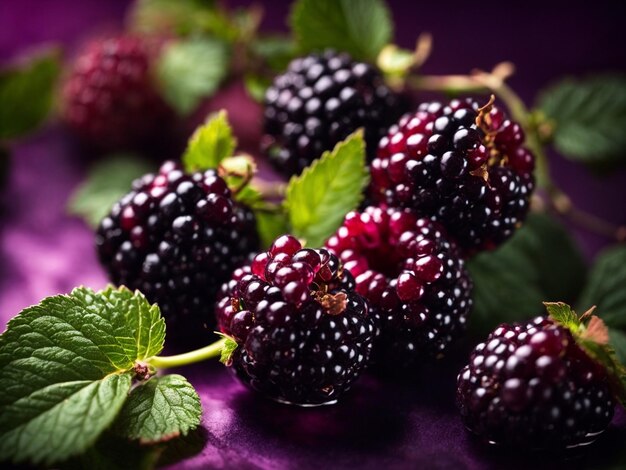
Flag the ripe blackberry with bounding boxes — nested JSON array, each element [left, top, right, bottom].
[[457, 317, 615, 448], [327, 206, 472, 367], [96, 160, 259, 343], [215, 235, 375, 406], [370, 98, 535, 253], [262, 50, 404, 176], [62, 35, 173, 150]]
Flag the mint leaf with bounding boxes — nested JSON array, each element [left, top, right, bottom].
[[0, 47, 61, 140], [156, 38, 229, 115], [113, 375, 201, 444], [290, 0, 392, 62], [284, 130, 368, 247], [468, 213, 586, 337], [68, 155, 154, 228], [182, 110, 236, 172], [0, 286, 166, 465], [537, 75, 626, 169]]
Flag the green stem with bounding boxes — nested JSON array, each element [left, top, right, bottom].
[[146, 337, 226, 369]]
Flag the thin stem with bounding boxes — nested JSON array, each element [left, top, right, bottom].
[[146, 337, 226, 369]]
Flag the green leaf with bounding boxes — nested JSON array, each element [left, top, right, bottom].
[[129, 0, 217, 37], [182, 110, 236, 172], [544, 301, 579, 329], [243, 73, 271, 102], [468, 213, 586, 337], [0, 47, 61, 140], [113, 375, 201, 444], [537, 75, 626, 169], [156, 38, 229, 115], [68, 155, 154, 228], [0, 286, 166, 465], [578, 245, 626, 365], [284, 130, 369, 247], [377, 44, 415, 77], [256, 210, 290, 250], [215, 333, 238, 365], [251, 36, 297, 71], [290, 0, 392, 62]]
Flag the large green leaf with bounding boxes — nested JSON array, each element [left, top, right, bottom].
[[537, 75, 626, 169], [284, 131, 369, 247], [290, 0, 392, 62], [468, 213, 586, 337]]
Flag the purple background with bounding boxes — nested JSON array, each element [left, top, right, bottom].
[[1, 1, 626, 468]]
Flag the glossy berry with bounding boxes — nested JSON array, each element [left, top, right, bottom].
[[62, 35, 173, 150], [96, 161, 259, 344], [457, 317, 615, 448], [215, 235, 375, 406], [261, 50, 404, 176], [327, 206, 472, 367], [370, 99, 535, 253]]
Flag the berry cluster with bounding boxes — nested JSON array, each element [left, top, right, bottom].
[[370, 99, 535, 252], [62, 35, 173, 150], [262, 50, 404, 176], [456, 317, 614, 448], [327, 207, 472, 367], [96, 161, 258, 342], [215, 235, 375, 406]]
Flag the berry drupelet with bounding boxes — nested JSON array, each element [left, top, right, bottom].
[[370, 98, 535, 253], [262, 50, 404, 176], [62, 35, 173, 150], [215, 235, 375, 406], [326, 206, 472, 367], [96, 160, 258, 343], [457, 317, 615, 449]]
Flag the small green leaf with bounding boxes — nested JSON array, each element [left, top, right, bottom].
[[216, 334, 238, 365], [156, 38, 229, 115], [256, 209, 290, 250], [0, 47, 61, 140], [251, 36, 297, 72], [537, 75, 626, 169], [290, 0, 392, 62], [68, 155, 154, 228], [113, 375, 201, 444], [243, 73, 271, 102], [284, 130, 369, 248], [468, 213, 586, 337], [0, 286, 166, 465], [544, 301, 580, 330], [182, 110, 236, 172], [377, 44, 415, 77]]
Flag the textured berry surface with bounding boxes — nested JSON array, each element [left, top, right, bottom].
[[327, 206, 472, 367], [262, 50, 404, 176], [62, 35, 173, 150], [457, 317, 614, 448], [96, 161, 258, 343], [215, 235, 375, 406], [370, 99, 535, 253]]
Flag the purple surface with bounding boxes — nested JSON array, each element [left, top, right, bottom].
[[2, 1, 626, 469]]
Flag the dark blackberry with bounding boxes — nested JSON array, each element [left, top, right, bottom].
[[96, 160, 259, 344], [370, 98, 535, 253], [215, 235, 375, 406], [62, 35, 173, 151], [326, 206, 472, 368], [261, 50, 404, 176], [457, 317, 615, 448]]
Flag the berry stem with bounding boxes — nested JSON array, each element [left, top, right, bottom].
[[406, 70, 626, 243], [146, 337, 227, 369]]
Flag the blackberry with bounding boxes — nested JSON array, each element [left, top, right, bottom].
[[457, 317, 615, 448], [370, 98, 535, 253], [327, 206, 472, 367], [215, 235, 375, 406], [261, 50, 404, 176], [96, 160, 259, 344], [62, 35, 173, 151]]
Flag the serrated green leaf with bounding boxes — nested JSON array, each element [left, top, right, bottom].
[[284, 131, 368, 248], [215, 333, 238, 365], [68, 155, 154, 228], [113, 375, 201, 444], [182, 110, 236, 172], [544, 302, 579, 329], [156, 38, 229, 115], [468, 213, 586, 337], [537, 75, 626, 169], [0, 286, 166, 465], [290, 0, 392, 62], [0, 47, 61, 140]]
